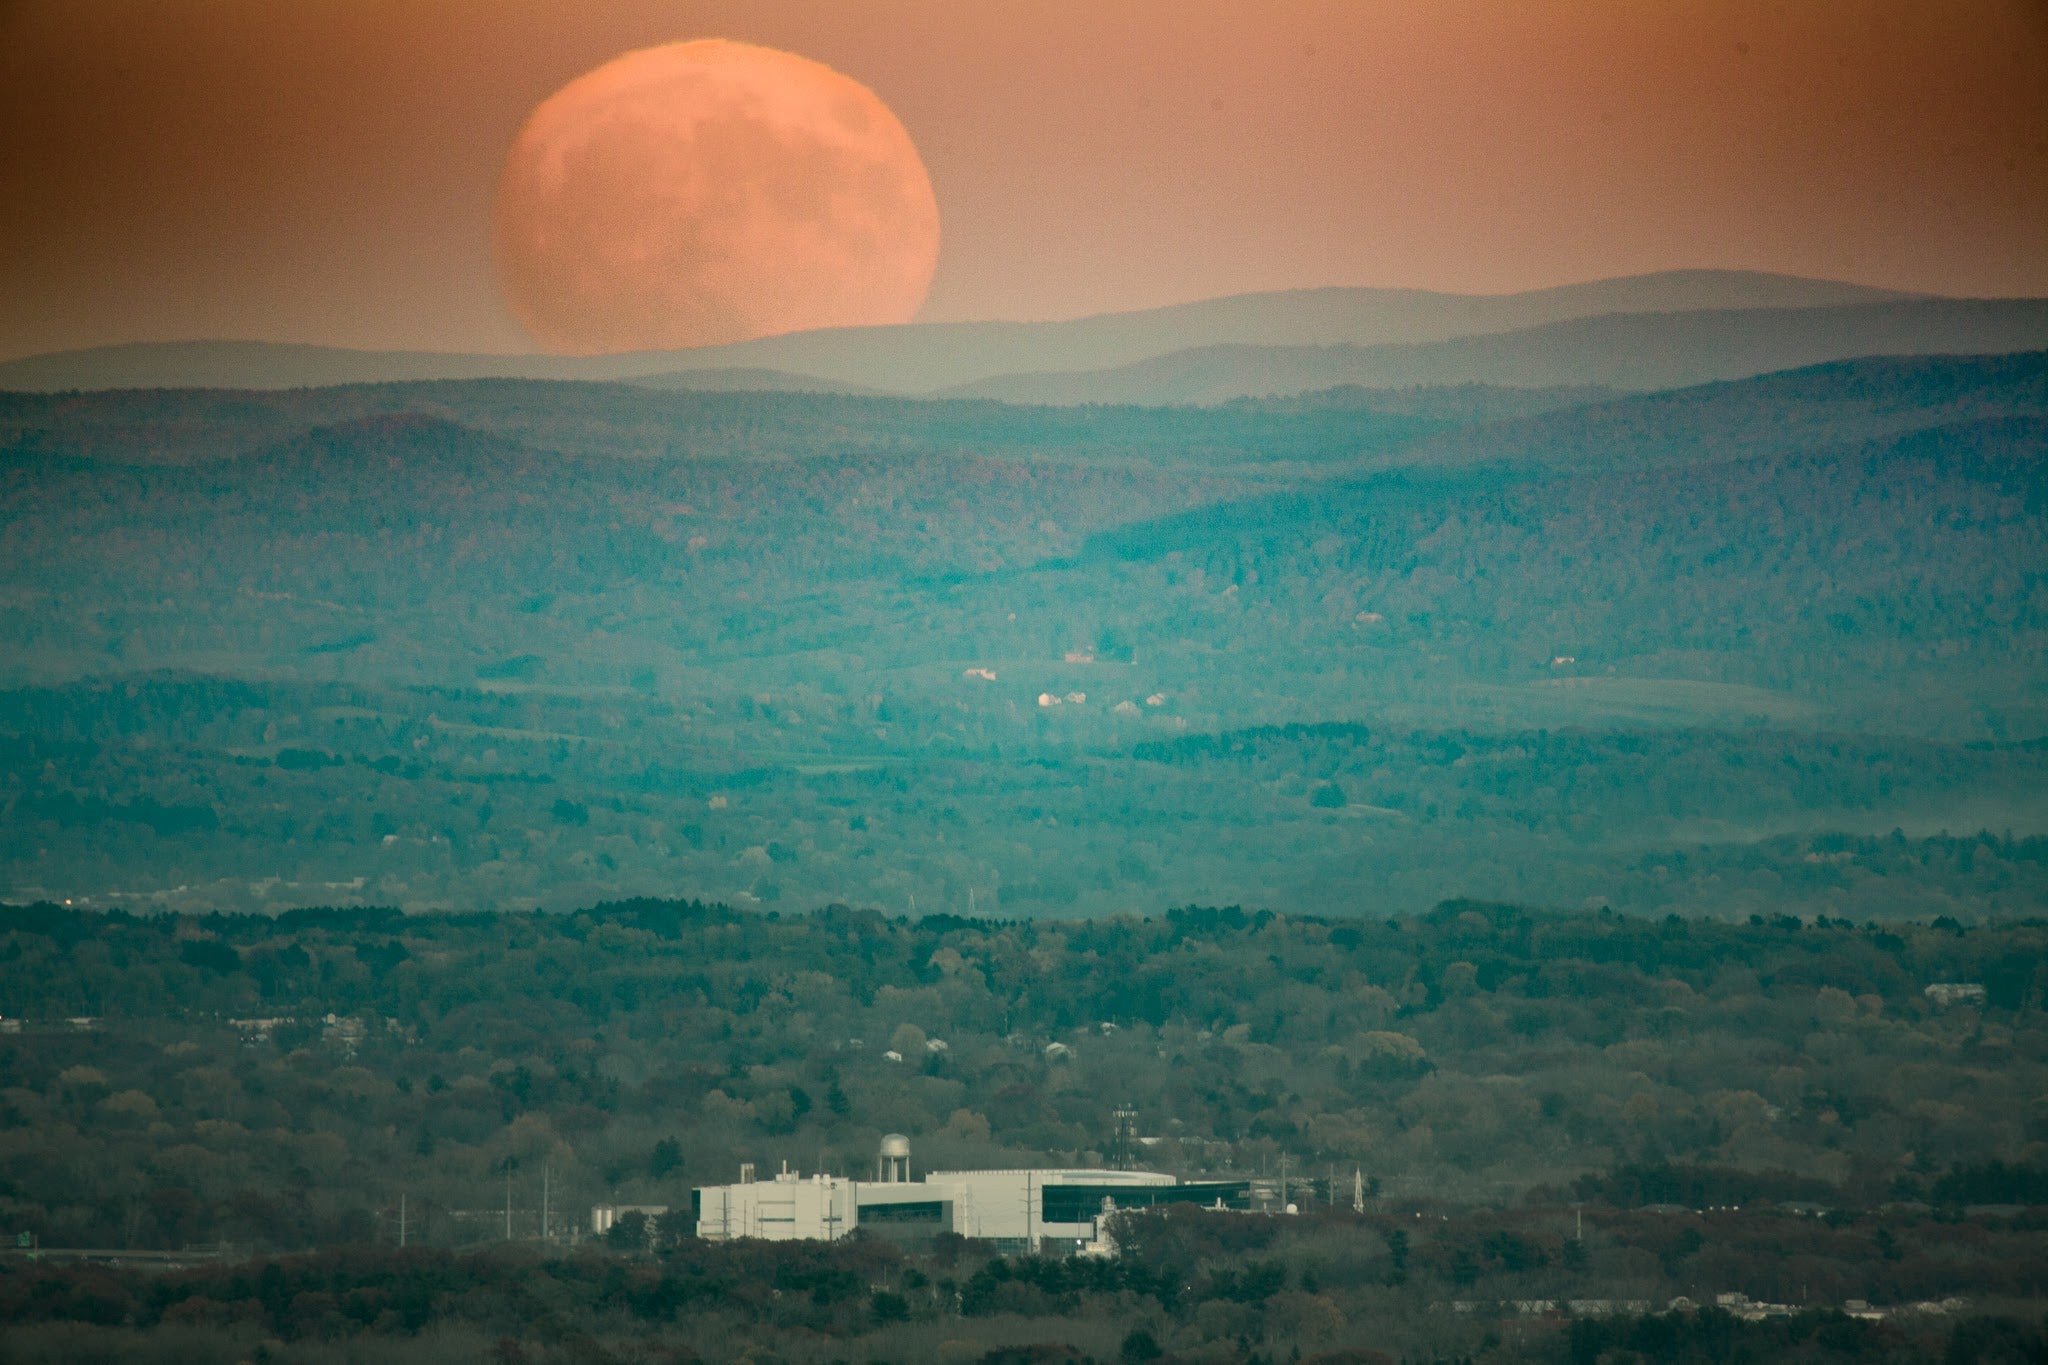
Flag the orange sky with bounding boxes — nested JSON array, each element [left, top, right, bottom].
[[1, 0, 2043, 359]]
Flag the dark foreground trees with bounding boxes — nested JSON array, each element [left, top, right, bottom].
[[2, 1216, 2044, 1364]]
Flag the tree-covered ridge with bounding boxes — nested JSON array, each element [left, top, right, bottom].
[[3, 899, 2046, 1360], [3, 1210, 2046, 1363], [1, 359, 2044, 916], [2, 899, 2043, 1251], [0, 378, 1446, 469], [5, 664, 2044, 919]]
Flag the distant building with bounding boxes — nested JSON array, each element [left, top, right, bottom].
[[694, 1135, 1249, 1253], [321, 1013, 367, 1058], [229, 1016, 294, 1045], [590, 1203, 670, 1236], [1924, 982, 1987, 1008]]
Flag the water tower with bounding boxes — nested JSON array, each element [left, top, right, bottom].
[[877, 1133, 911, 1183]]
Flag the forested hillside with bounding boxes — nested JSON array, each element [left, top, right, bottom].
[[6, 898, 2044, 1240], [1, 898, 2044, 1361], [1, 354, 2043, 915]]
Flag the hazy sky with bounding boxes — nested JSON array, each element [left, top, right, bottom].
[[2, 0, 2044, 359]]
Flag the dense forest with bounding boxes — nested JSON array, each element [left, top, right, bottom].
[[5, 1213, 2048, 1363], [2, 346, 2045, 1358], [4, 668, 2045, 921], [1, 897, 2045, 1361], [0, 353, 2044, 917]]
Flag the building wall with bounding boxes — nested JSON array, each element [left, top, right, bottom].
[[696, 1173, 855, 1241], [693, 1166, 1182, 1247], [926, 1168, 1176, 1244]]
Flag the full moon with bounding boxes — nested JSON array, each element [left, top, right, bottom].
[[493, 40, 941, 355]]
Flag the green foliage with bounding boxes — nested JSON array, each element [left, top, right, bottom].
[[0, 1174, 2040, 1360], [0, 355, 2042, 917], [1, 897, 2043, 1266], [0, 351, 2040, 1358], [1929, 1161, 2048, 1206], [1120, 1326, 1163, 1361]]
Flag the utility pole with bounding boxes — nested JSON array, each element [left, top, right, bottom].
[[505, 1164, 513, 1241], [542, 1161, 551, 1244], [399, 1193, 407, 1248]]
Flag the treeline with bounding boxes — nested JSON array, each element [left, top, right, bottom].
[[5, 664, 2046, 922], [1, 898, 2044, 1258], [3, 1202, 2045, 1363], [2, 355, 2044, 919], [0, 374, 1445, 469]]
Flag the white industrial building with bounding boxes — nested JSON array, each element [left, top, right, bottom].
[[693, 1134, 1249, 1252]]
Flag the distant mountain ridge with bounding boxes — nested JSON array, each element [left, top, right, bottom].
[[7, 351, 2041, 495], [1392, 350, 2048, 475], [0, 269, 1919, 395], [943, 299, 2048, 405]]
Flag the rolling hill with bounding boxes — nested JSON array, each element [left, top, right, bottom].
[[0, 269, 1915, 395], [1, 346, 2042, 915], [1389, 349, 2048, 474], [944, 299, 2048, 404]]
